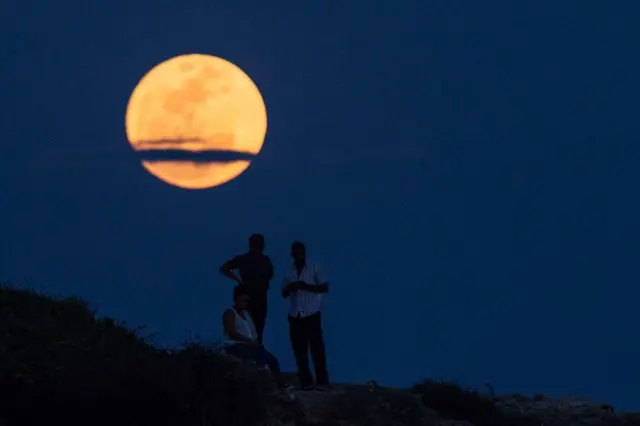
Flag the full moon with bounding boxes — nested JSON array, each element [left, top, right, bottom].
[[125, 54, 267, 189]]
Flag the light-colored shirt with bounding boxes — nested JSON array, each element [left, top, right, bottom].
[[220, 308, 258, 347], [282, 262, 327, 318]]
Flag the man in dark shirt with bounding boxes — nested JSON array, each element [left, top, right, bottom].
[[219, 233, 274, 343]]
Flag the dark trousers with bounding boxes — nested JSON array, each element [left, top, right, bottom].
[[288, 312, 329, 386], [224, 343, 281, 375], [248, 299, 267, 343]]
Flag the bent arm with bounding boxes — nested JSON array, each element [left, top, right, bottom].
[[298, 264, 328, 293], [219, 257, 242, 284], [282, 283, 305, 298], [299, 282, 329, 293]]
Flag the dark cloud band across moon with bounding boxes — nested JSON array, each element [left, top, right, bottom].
[[135, 148, 257, 163], [132, 138, 257, 163]]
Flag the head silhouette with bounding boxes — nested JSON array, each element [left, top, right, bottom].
[[248, 233, 266, 253], [291, 241, 306, 264], [233, 285, 251, 310]]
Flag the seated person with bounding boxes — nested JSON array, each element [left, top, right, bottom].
[[220, 285, 289, 388]]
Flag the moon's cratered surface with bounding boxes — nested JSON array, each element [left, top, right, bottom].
[[125, 54, 267, 189]]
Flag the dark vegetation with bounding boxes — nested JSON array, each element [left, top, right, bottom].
[[411, 380, 542, 426], [0, 280, 608, 426], [0, 281, 272, 426]]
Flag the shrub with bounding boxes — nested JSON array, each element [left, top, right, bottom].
[[411, 379, 504, 426], [0, 281, 271, 426], [411, 379, 542, 426]]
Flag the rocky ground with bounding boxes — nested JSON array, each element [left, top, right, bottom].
[[493, 393, 640, 426], [257, 372, 640, 426]]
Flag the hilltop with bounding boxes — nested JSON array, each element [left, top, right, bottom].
[[0, 281, 638, 426]]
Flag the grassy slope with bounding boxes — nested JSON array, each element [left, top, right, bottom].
[[2, 281, 628, 426], [0, 281, 272, 426]]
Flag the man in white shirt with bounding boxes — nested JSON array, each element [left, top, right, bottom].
[[281, 241, 330, 391]]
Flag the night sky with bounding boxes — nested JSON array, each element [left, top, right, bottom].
[[2, 2, 639, 411]]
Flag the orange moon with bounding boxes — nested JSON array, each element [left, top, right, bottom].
[[125, 54, 267, 189]]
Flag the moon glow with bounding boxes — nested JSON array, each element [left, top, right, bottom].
[[125, 54, 267, 189]]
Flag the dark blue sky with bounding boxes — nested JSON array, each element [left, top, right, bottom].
[[2, 1, 639, 411]]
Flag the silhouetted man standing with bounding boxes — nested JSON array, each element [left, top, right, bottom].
[[220, 233, 273, 343], [282, 241, 331, 391]]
